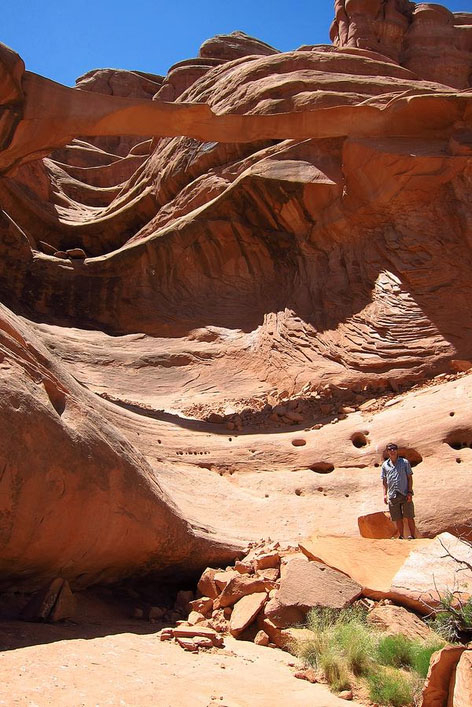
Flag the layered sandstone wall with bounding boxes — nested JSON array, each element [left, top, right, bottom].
[[331, 1, 472, 88]]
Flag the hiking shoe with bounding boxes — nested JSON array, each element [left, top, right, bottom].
[[407, 535, 414, 540]]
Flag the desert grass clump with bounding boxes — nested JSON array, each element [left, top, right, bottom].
[[377, 634, 445, 677], [294, 605, 445, 703], [408, 640, 445, 679], [377, 634, 414, 669], [366, 668, 414, 707], [295, 606, 373, 690], [319, 647, 351, 692]]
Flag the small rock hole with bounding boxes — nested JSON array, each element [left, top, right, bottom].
[[450, 412, 455, 417], [310, 462, 335, 474], [351, 432, 368, 448], [445, 429, 472, 451]]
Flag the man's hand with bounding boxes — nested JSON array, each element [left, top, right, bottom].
[[406, 493, 412, 502], [383, 494, 388, 505]]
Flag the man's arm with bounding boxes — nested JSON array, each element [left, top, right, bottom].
[[383, 479, 388, 505], [405, 460, 413, 499]]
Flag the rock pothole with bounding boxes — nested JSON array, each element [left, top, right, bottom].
[[351, 432, 368, 448], [309, 462, 334, 474], [445, 429, 472, 450]]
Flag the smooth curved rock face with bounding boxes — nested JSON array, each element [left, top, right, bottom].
[[1, 4, 472, 589], [331, 1, 472, 89], [0, 304, 240, 589]]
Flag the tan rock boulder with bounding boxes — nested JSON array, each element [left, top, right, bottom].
[[230, 592, 268, 638], [278, 627, 317, 654], [421, 645, 467, 707], [253, 552, 281, 572], [188, 597, 213, 617], [214, 569, 240, 592], [254, 630, 270, 646], [358, 511, 398, 539], [451, 651, 472, 707], [197, 569, 219, 600], [264, 557, 361, 628], [300, 536, 425, 594], [367, 605, 439, 642], [215, 575, 278, 609], [187, 611, 206, 626]]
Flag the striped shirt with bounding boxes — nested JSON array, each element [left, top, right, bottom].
[[381, 457, 412, 500]]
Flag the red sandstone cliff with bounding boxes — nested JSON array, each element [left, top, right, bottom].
[[0, 5, 471, 589]]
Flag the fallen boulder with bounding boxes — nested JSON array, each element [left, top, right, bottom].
[[230, 592, 267, 637], [358, 511, 398, 539], [367, 604, 439, 642], [215, 574, 277, 608], [264, 557, 361, 628]]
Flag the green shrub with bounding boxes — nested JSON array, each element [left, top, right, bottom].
[[366, 668, 414, 707], [408, 640, 445, 679], [377, 634, 414, 668], [377, 634, 445, 677]]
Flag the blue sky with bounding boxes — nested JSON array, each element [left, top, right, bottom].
[[2, 0, 471, 86]]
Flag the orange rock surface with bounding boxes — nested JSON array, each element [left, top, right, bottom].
[[0, 2, 472, 589], [300, 533, 472, 612]]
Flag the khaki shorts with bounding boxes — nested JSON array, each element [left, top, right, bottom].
[[389, 493, 415, 522]]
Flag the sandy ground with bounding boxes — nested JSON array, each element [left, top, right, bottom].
[[0, 623, 359, 707]]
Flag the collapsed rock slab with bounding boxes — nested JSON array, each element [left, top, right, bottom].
[[215, 575, 277, 608], [197, 569, 219, 599], [264, 557, 361, 628], [299, 536, 424, 594], [230, 592, 267, 638], [301, 534, 472, 614], [188, 597, 213, 617]]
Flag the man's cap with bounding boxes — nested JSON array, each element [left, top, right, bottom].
[[386, 443, 398, 451]]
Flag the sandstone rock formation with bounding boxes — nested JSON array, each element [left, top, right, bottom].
[[331, 1, 472, 88], [0, 2, 472, 590], [300, 533, 472, 613]]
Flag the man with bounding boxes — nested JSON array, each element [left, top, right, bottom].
[[381, 443, 416, 539]]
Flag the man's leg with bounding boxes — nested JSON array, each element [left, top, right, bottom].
[[404, 500, 416, 538], [407, 517, 416, 538], [389, 498, 404, 538], [395, 519, 404, 538]]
